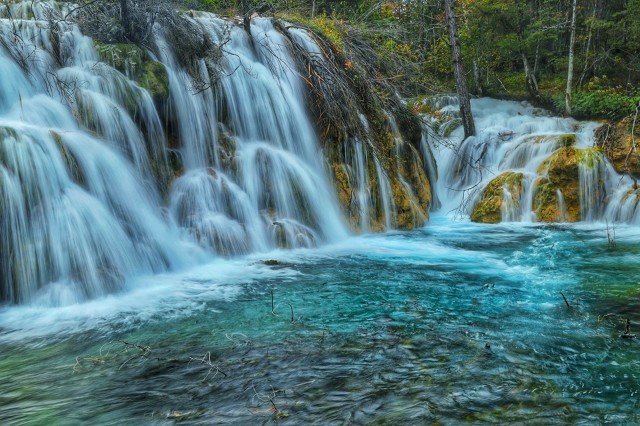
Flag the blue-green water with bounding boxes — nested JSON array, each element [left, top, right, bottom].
[[1, 215, 640, 424]]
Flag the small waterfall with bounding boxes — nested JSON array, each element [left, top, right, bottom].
[[429, 98, 638, 224], [578, 149, 607, 221], [419, 130, 441, 210], [374, 158, 395, 229], [557, 189, 569, 222], [352, 140, 372, 232], [501, 186, 519, 222], [159, 15, 348, 252]]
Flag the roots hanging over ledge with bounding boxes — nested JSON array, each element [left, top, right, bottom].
[[70, 3, 433, 233], [274, 18, 433, 231]]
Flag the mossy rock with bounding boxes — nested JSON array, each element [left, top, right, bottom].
[[470, 171, 523, 223], [93, 42, 146, 74], [533, 177, 563, 222], [535, 147, 581, 222], [558, 133, 576, 147], [391, 144, 430, 229], [332, 163, 353, 214], [93, 41, 169, 103], [538, 147, 579, 187], [139, 61, 169, 102], [596, 118, 640, 177]]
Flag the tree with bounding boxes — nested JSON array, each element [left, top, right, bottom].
[[444, 0, 475, 139], [565, 0, 577, 115]]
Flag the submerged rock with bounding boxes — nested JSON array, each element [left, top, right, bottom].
[[471, 172, 523, 223]]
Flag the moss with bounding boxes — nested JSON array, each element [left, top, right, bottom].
[[535, 147, 581, 222], [558, 133, 576, 147], [93, 41, 169, 103], [331, 162, 355, 226], [533, 177, 561, 222], [538, 147, 579, 186], [93, 42, 146, 74], [577, 146, 602, 168], [139, 61, 169, 101], [471, 172, 523, 223], [283, 13, 347, 54]]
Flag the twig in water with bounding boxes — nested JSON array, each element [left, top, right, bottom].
[[271, 290, 275, 315], [560, 291, 571, 308], [251, 382, 285, 417], [270, 291, 297, 322], [621, 318, 636, 338], [606, 219, 617, 249], [284, 303, 295, 322], [118, 340, 151, 370], [189, 351, 227, 381]]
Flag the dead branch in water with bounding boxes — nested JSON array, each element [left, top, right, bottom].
[[189, 351, 227, 381]]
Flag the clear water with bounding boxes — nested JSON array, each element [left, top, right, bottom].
[[2, 215, 639, 424]]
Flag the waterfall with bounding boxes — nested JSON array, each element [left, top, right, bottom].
[[0, 3, 201, 305], [0, 2, 375, 305], [429, 98, 640, 224], [159, 14, 348, 253]]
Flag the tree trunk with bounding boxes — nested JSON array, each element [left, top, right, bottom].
[[566, 0, 578, 115], [579, 0, 597, 87], [444, 0, 475, 139], [522, 53, 540, 100], [120, 0, 131, 41], [473, 59, 483, 96]]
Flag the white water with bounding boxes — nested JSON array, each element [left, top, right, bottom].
[[431, 98, 639, 223], [0, 3, 200, 305], [1, 3, 433, 305], [3, 1, 639, 309]]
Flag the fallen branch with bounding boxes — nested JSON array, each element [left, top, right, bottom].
[[189, 351, 227, 381]]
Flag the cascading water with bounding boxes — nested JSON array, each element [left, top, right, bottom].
[[159, 14, 348, 253], [429, 97, 640, 224], [3, 5, 640, 425], [1, 2, 433, 305], [0, 2, 196, 305]]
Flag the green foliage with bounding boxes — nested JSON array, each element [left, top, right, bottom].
[[93, 42, 145, 74], [554, 92, 640, 120]]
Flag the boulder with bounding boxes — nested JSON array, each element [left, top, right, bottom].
[[471, 171, 523, 223], [596, 118, 640, 177], [534, 147, 583, 222]]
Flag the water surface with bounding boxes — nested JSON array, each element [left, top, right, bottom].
[[2, 215, 639, 424]]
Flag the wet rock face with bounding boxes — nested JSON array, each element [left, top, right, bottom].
[[390, 143, 431, 230], [597, 118, 640, 177], [533, 177, 563, 222], [470, 172, 523, 224], [535, 147, 581, 222], [93, 42, 169, 104], [325, 125, 431, 233]]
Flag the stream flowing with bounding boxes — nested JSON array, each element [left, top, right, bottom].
[[1, 2, 640, 424], [1, 217, 640, 424]]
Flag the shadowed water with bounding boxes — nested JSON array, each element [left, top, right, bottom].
[[1, 215, 639, 424]]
